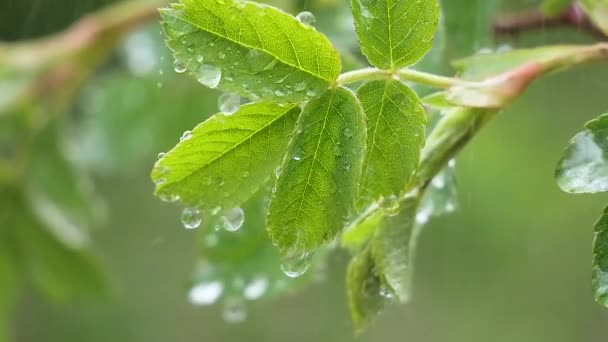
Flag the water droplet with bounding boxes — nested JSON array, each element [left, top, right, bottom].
[[274, 89, 285, 97], [154, 178, 166, 185], [243, 276, 268, 300], [189, 281, 223, 305], [211, 206, 222, 216], [344, 128, 353, 137], [196, 55, 204, 63], [221, 207, 245, 232], [431, 174, 445, 189], [181, 208, 202, 229], [217, 51, 226, 59], [197, 64, 222, 88], [294, 81, 307, 91], [158, 192, 179, 203], [306, 89, 317, 97], [296, 11, 316, 26], [448, 159, 456, 168], [379, 284, 395, 299], [263, 59, 277, 70], [180, 130, 192, 142], [173, 59, 187, 73], [157, 152, 166, 159], [382, 195, 400, 216], [293, 155, 302, 161], [275, 166, 282, 178], [218, 93, 240, 114], [280, 249, 311, 278], [222, 297, 247, 323]]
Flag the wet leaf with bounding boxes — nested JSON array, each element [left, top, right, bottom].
[[593, 205, 608, 306], [267, 87, 366, 255], [350, 0, 440, 69], [160, 0, 341, 103], [152, 102, 300, 210], [356, 80, 426, 205], [556, 113, 608, 194]]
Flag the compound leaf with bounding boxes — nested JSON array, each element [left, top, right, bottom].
[[161, 0, 341, 103], [152, 102, 300, 210]]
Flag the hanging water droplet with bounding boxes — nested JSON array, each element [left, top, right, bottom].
[[158, 192, 179, 203], [218, 93, 240, 114], [189, 281, 223, 305], [274, 89, 285, 97], [280, 249, 311, 278], [221, 207, 245, 232], [157, 152, 166, 159], [222, 297, 247, 323], [181, 207, 202, 229], [180, 130, 192, 142], [296, 11, 316, 26], [173, 59, 187, 73], [243, 276, 268, 300], [153, 178, 167, 185], [382, 195, 400, 216], [217, 51, 226, 59], [197, 64, 222, 88]]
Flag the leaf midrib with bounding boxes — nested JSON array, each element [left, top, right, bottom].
[[167, 9, 334, 83]]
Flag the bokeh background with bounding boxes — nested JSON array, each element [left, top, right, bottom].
[[1, 0, 608, 341]]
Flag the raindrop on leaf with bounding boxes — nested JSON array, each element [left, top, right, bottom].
[[189, 281, 223, 305], [296, 11, 316, 26], [197, 64, 222, 88], [280, 249, 311, 278], [221, 207, 245, 232], [173, 59, 187, 73], [181, 208, 202, 229], [218, 93, 240, 115]]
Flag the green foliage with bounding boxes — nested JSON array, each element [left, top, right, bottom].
[[160, 0, 341, 103], [580, 0, 608, 35], [556, 113, 608, 194], [350, 0, 440, 69], [593, 205, 608, 306]]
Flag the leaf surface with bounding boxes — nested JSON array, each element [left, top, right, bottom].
[[350, 0, 440, 69], [267, 87, 366, 254], [161, 0, 341, 102], [594, 205, 608, 306], [580, 0, 608, 35], [152, 102, 300, 209]]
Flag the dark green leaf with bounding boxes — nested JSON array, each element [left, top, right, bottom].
[[580, 0, 608, 35], [346, 247, 385, 334], [160, 0, 341, 102], [556, 113, 608, 194], [350, 0, 440, 69], [593, 205, 608, 306], [267, 87, 366, 255], [152, 102, 300, 209], [25, 124, 104, 249], [356, 80, 426, 205]]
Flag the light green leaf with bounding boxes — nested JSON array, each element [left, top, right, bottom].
[[357, 80, 426, 205], [152, 102, 300, 209], [556, 113, 608, 194], [267, 87, 366, 255], [342, 208, 384, 252], [350, 0, 440, 69], [452, 46, 579, 80], [541, 0, 572, 16], [160, 0, 341, 103], [593, 205, 608, 306], [370, 196, 420, 303], [580, 0, 608, 35], [346, 247, 385, 334], [25, 124, 104, 249]]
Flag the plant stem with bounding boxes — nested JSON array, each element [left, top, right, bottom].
[[337, 67, 467, 88]]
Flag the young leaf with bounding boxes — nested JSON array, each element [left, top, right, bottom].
[[160, 0, 341, 103], [556, 113, 608, 194], [347, 247, 386, 334], [350, 0, 440, 69], [356, 80, 426, 205], [25, 124, 104, 249], [152, 102, 301, 209], [593, 205, 608, 306], [579, 0, 608, 35], [267, 87, 366, 255]]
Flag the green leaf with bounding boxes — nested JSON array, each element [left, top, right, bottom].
[[580, 0, 608, 35], [370, 196, 420, 303], [25, 124, 104, 249], [350, 0, 440, 69], [152, 102, 301, 209], [347, 247, 386, 334], [189, 189, 324, 309], [540, 0, 572, 16], [452, 46, 578, 80], [267, 87, 366, 255], [593, 205, 608, 306], [356, 80, 426, 205], [556, 113, 608, 194], [160, 0, 341, 103]]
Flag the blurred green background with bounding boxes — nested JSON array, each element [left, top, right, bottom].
[[1, 0, 608, 341]]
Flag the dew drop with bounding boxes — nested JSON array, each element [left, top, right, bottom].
[[296, 11, 316, 26], [280, 249, 311, 278], [218, 93, 240, 114], [153, 178, 166, 185], [294, 81, 307, 91], [181, 207, 202, 229], [306, 89, 317, 97], [157, 152, 166, 159], [197, 64, 222, 88], [448, 159, 456, 168], [211, 206, 222, 216], [274, 89, 285, 97], [180, 130, 192, 142], [159, 192, 179, 203], [243, 276, 268, 300], [222, 297, 247, 323], [382, 195, 401, 216], [275, 166, 282, 178], [173, 59, 187, 73], [221, 207, 245, 232], [196, 55, 204, 63], [217, 51, 226, 59], [189, 281, 223, 305]]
